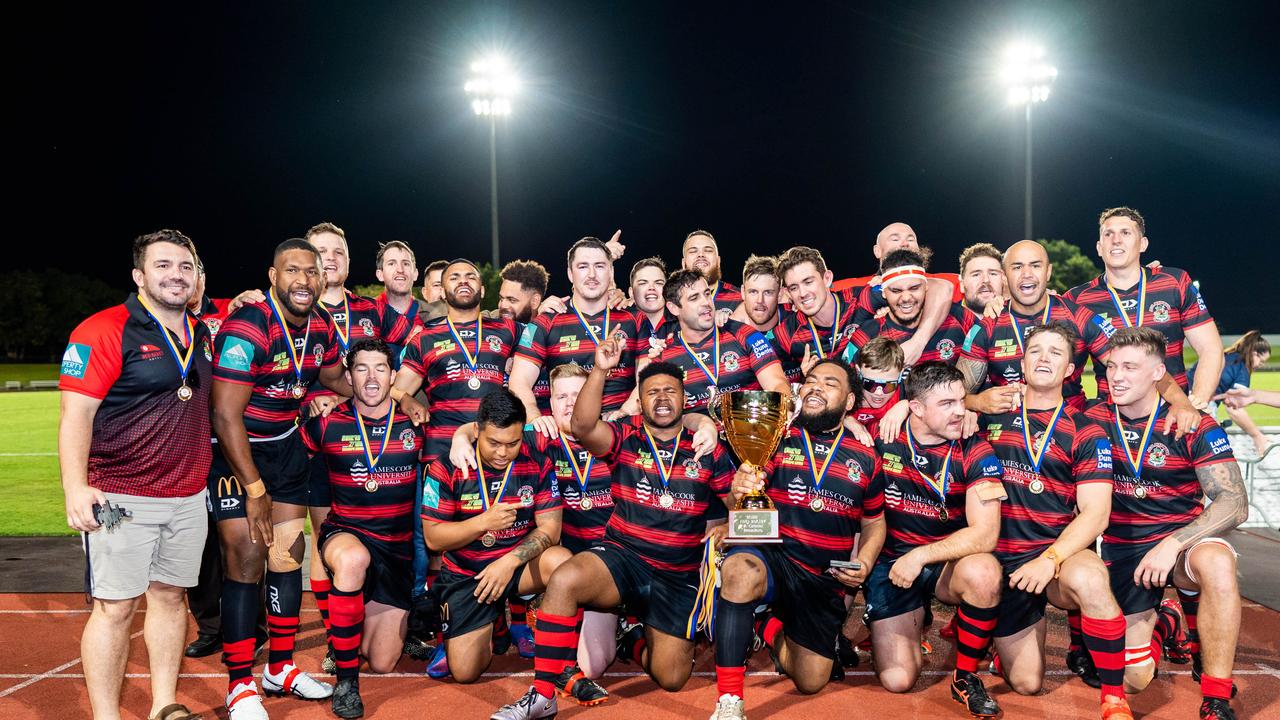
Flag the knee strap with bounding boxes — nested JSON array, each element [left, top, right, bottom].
[[267, 518, 307, 572]]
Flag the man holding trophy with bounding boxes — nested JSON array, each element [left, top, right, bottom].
[[709, 359, 886, 720]]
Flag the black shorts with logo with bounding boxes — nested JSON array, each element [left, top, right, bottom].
[[207, 430, 310, 521], [588, 541, 700, 642], [433, 565, 531, 639], [726, 545, 845, 660], [863, 556, 945, 624], [319, 523, 412, 610]]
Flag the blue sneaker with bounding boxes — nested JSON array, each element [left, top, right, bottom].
[[510, 623, 536, 659], [426, 644, 450, 679]]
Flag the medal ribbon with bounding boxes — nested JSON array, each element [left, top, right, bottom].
[[476, 454, 516, 511], [677, 328, 720, 385], [1106, 269, 1146, 328], [266, 289, 311, 387], [805, 293, 842, 358], [558, 432, 594, 496], [1009, 296, 1053, 355], [802, 427, 846, 494], [571, 301, 610, 347], [353, 400, 395, 470], [137, 296, 198, 385], [331, 293, 351, 351], [906, 423, 953, 505], [1113, 396, 1162, 479], [445, 315, 483, 375], [1021, 400, 1065, 473], [642, 426, 684, 495]]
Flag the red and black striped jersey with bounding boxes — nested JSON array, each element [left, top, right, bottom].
[[515, 304, 641, 413], [772, 288, 865, 368], [960, 297, 1113, 409], [1083, 399, 1236, 546], [400, 315, 520, 460], [1064, 267, 1214, 396], [304, 290, 397, 401], [524, 427, 614, 553], [301, 402, 425, 545], [844, 303, 978, 367], [420, 449, 562, 577], [636, 311, 675, 347], [598, 420, 735, 572], [195, 296, 232, 341], [979, 405, 1113, 564], [374, 292, 424, 362], [852, 392, 899, 436], [59, 294, 214, 497], [651, 319, 781, 413], [760, 427, 884, 577], [212, 299, 339, 439], [711, 280, 742, 313], [875, 430, 1004, 560]]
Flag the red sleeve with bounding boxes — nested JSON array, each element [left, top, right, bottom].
[[862, 456, 885, 519], [300, 415, 325, 454], [58, 305, 128, 399], [1071, 416, 1113, 485]]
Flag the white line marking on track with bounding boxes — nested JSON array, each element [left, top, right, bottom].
[[0, 629, 143, 697]]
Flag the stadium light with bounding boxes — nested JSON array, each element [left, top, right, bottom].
[[465, 55, 519, 267], [1000, 42, 1057, 239]]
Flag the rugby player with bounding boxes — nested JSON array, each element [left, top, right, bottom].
[[373, 240, 423, 359], [422, 259, 448, 304], [629, 256, 670, 343], [958, 243, 1006, 314], [729, 255, 801, 382], [496, 260, 550, 324], [681, 229, 742, 317]]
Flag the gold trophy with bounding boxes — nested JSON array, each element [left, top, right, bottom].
[[709, 389, 797, 544]]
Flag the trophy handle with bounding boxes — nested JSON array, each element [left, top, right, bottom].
[[782, 391, 801, 431]]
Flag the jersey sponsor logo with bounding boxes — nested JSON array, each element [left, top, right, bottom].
[[139, 343, 164, 360], [986, 423, 1003, 441], [271, 352, 290, 371], [1194, 289, 1207, 313], [422, 478, 441, 509], [519, 324, 537, 348], [1096, 440, 1113, 470], [1150, 301, 1171, 324], [433, 339, 457, 352], [993, 338, 1019, 359], [1146, 443, 1169, 468], [781, 447, 805, 467], [723, 351, 741, 373], [936, 339, 956, 360], [1205, 427, 1231, 455], [1001, 365, 1021, 382], [340, 434, 363, 452], [842, 343, 859, 363], [460, 491, 482, 511], [749, 333, 772, 359], [559, 335, 582, 352], [882, 452, 904, 474], [61, 343, 91, 378], [979, 456, 1003, 478], [218, 337, 254, 372], [1092, 315, 1117, 339], [786, 474, 808, 504]]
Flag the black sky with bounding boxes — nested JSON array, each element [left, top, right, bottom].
[[18, 1, 1280, 331]]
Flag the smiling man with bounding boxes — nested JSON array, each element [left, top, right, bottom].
[[681, 229, 741, 316]]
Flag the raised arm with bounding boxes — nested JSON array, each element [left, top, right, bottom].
[[898, 279, 952, 365], [509, 357, 545, 424], [571, 336, 625, 456]]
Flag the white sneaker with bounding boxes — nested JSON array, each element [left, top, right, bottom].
[[227, 680, 269, 720], [491, 686, 558, 720], [262, 662, 335, 700], [710, 693, 747, 720]]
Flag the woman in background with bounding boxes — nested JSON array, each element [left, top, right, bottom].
[[1193, 330, 1271, 455]]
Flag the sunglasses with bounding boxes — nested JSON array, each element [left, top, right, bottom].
[[859, 376, 899, 394]]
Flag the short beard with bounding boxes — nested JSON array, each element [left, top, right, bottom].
[[792, 405, 846, 434], [446, 289, 481, 310], [145, 285, 190, 312], [703, 265, 722, 285], [277, 285, 313, 317]]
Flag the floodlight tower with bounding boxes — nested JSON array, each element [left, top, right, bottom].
[[1000, 43, 1057, 238], [465, 56, 518, 267]]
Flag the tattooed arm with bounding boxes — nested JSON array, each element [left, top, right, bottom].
[[1171, 461, 1249, 549], [957, 356, 987, 393], [959, 355, 1022, 415], [473, 508, 562, 603], [512, 508, 563, 562]]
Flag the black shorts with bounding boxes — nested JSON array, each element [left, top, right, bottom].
[[863, 556, 945, 624], [588, 541, 701, 641], [207, 430, 310, 521], [307, 453, 331, 508], [994, 553, 1048, 638], [319, 524, 412, 610], [432, 565, 530, 639], [726, 546, 845, 660], [1102, 540, 1173, 616]]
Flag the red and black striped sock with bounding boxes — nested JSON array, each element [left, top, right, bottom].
[[1177, 589, 1201, 653], [1082, 614, 1127, 702], [1066, 609, 1084, 653], [509, 600, 528, 628], [328, 587, 364, 680], [1201, 673, 1233, 701], [953, 603, 999, 675], [532, 609, 583, 698], [714, 599, 756, 698], [312, 577, 332, 634], [266, 569, 302, 675], [221, 579, 259, 692], [1153, 604, 1179, 648]]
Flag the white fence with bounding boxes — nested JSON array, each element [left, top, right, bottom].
[[1232, 428, 1280, 529]]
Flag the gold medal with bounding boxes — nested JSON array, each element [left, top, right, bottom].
[[137, 295, 199, 399], [642, 427, 683, 511], [467, 374, 482, 391], [659, 493, 675, 509], [580, 496, 594, 511], [481, 531, 497, 547], [177, 384, 193, 402], [1028, 478, 1045, 495], [809, 496, 825, 512], [291, 385, 306, 399], [364, 478, 379, 493], [1134, 485, 1147, 499], [938, 506, 949, 522], [266, 289, 312, 396]]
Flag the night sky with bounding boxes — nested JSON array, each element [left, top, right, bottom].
[[18, 1, 1280, 331]]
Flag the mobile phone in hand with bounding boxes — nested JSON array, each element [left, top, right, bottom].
[[829, 559, 862, 571]]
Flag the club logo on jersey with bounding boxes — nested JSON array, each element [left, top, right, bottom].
[[936, 339, 956, 360], [217, 337, 254, 372], [1146, 443, 1169, 468], [422, 477, 441, 509], [313, 343, 325, 367], [518, 485, 535, 507], [683, 459, 701, 478], [1033, 430, 1051, 452], [360, 318, 375, 337], [60, 342, 92, 378], [203, 339, 213, 361], [1205, 428, 1231, 455], [845, 458, 863, 480], [1150, 301, 1171, 324], [519, 324, 537, 348], [723, 351, 740, 373], [203, 317, 223, 338], [487, 335, 502, 353], [399, 428, 416, 450]]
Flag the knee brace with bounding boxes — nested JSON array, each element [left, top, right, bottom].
[[267, 518, 307, 572]]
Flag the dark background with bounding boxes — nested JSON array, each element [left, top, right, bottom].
[[16, 1, 1280, 331]]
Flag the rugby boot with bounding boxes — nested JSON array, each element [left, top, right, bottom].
[[1157, 599, 1192, 664], [511, 622, 537, 659], [836, 635, 860, 669], [321, 646, 338, 675], [262, 662, 334, 700], [709, 693, 747, 720], [554, 664, 609, 706], [1199, 698, 1236, 720], [1066, 646, 1102, 689], [426, 644, 451, 679], [1100, 695, 1134, 720], [950, 669, 1001, 719], [331, 677, 364, 719], [616, 617, 645, 664], [226, 680, 269, 720], [491, 686, 559, 720]]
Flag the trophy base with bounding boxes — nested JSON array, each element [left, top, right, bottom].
[[724, 508, 783, 545]]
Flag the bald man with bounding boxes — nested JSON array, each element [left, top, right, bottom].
[[873, 222, 919, 263]]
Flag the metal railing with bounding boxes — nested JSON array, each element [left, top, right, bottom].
[[1238, 442, 1280, 531]]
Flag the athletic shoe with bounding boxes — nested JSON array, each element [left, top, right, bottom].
[[331, 677, 364, 719], [616, 617, 645, 664], [709, 693, 747, 720], [1066, 646, 1102, 689], [1158, 599, 1192, 664], [554, 664, 609, 706], [950, 670, 1001, 719], [939, 615, 958, 640], [491, 686, 558, 720], [1101, 695, 1134, 720], [185, 633, 222, 658], [226, 680, 269, 720], [836, 635, 859, 669], [403, 635, 436, 662], [1199, 698, 1236, 720], [426, 644, 451, 679], [511, 622, 537, 659], [262, 662, 334, 700], [321, 647, 337, 675], [1190, 656, 1238, 698]]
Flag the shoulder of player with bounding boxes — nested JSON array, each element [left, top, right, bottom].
[[1080, 397, 1114, 423], [225, 299, 272, 325], [1062, 276, 1103, 302], [73, 303, 132, 342]]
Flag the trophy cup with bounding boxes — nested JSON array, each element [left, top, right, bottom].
[[709, 389, 797, 544]]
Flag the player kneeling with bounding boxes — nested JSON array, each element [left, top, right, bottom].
[[709, 359, 885, 720], [865, 362, 1006, 718], [978, 323, 1132, 720], [302, 338, 422, 718]]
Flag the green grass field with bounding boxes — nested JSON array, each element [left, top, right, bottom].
[[4, 362, 1280, 536], [0, 363, 59, 384]]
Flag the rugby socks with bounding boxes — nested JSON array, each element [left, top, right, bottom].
[[953, 603, 999, 674], [266, 569, 303, 676], [1178, 588, 1201, 654], [312, 577, 333, 633], [328, 587, 364, 681], [1066, 609, 1085, 653], [1081, 614, 1127, 701], [532, 608, 583, 698], [618, 616, 648, 664], [758, 616, 783, 650], [222, 579, 260, 691], [509, 600, 528, 627], [1201, 673, 1234, 701], [713, 599, 756, 698]]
